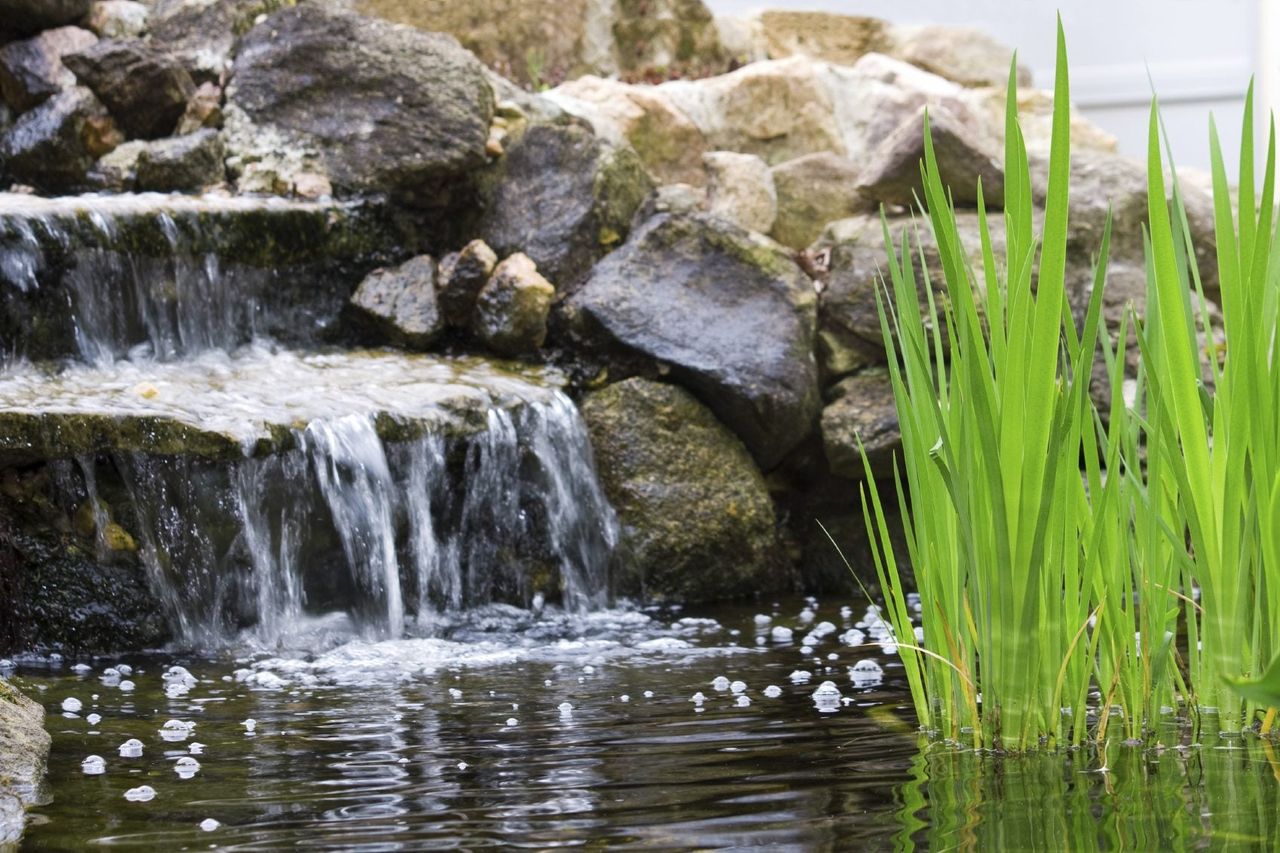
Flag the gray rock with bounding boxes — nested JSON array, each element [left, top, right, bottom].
[[64, 38, 195, 139], [147, 0, 289, 81], [84, 0, 148, 38], [820, 367, 899, 480], [174, 81, 220, 135], [437, 238, 498, 329], [0, 26, 97, 114], [134, 127, 224, 192], [770, 151, 866, 249], [0, 0, 92, 36], [349, 255, 444, 350], [703, 149, 776, 233], [0, 678, 50, 846], [0, 86, 121, 191], [473, 252, 554, 356], [857, 103, 1003, 209], [565, 212, 819, 469], [84, 135, 144, 189], [479, 123, 653, 288], [226, 5, 493, 201], [889, 23, 1030, 89], [580, 377, 783, 603]]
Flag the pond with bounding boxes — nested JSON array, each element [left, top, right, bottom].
[[7, 597, 1280, 851]]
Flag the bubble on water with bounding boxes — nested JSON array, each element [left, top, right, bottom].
[[457, 761, 469, 770], [174, 756, 200, 778], [755, 637, 766, 646], [812, 681, 841, 700], [448, 688, 463, 700], [711, 676, 730, 691], [81, 755, 106, 775], [61, 697, 82, 713], [118, 738, 144, 758], [543, 679, 553, 687], [86, 713, 101, 725], [123, 785, 156, 802], [199, 818, 220, 832], [118, 680, 135, 692], [799, 609, 815, 623], [729, 680, 747, 694], [788, 670, 812, 684], [71, 663, 92, 675], [643, 691, 654, 698], [841, 629, 866, 647], [115, 664, 132, 676], [163, 666, 196, 688], [880, 642, 898, 655], [841, 696, 855, 706], [771, 626, 794, 643], [505, 718, 518, 727], [557, 702, 574, 713], [735, 695, 751, 707], [242, 719, 257, 733], [189, 742, 205, 755], [827, 653, 839, 661], [753, 614, 772, 627], [840, 606, 853, 619], [689, 692, 706, 704], [849, 659, 884, 688], [0, 659, 13, 670], [619, 694, 630, 702], [800, 645, 813, 655], [763, 685, 782, 698], [246, 671, 285, 690], [582, 665, 595, 674]]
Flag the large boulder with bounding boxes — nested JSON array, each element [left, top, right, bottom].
[[348, 0, 725, 89], [0, 678, 49, 846], [820, 368, 900, 480], [472, 252, 554, 356], [703, 149, 775, 233], [478, 122, 652, 287], [0, 26, 97, 114], [348, 255, 444, 350], [581, 378, 783, 602], [0, 86, 121, 191], [225, 5, 493, 201], [856, 103, 1003, 209], [769, 151, 866, 249], [134, 127, 225, 192], [0, 0, 92, 36], [543, 75, 708, 185], [63, 39, 194, 139], [565, 212, 819, 470]]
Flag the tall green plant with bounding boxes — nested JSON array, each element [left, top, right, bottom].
[[860, 19, 1175, 749]]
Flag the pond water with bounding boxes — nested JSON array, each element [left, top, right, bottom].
[[7, 597, 1280, 851]]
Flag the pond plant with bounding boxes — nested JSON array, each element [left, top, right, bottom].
[[861, 18, 1280, 750]]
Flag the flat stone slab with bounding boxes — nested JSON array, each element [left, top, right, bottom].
[[0, 347, 563, 463]]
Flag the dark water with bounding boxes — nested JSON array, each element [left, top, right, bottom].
[[9, 598, 1280, 851]]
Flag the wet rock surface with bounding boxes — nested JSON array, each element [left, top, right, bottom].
[[63, 38, 194, 139], [0, 673, 50, 844], [472, 252, 554, 356], [0, 0, 92, 37], [134, 127, 224, 192], [565, 212, 819, 470], [349, 255, 444, 350], [820, 368, 899, 480], [437, 239, 498, 329], [0, 25, 96, 114], [581, 377, 784, 602], [0, 85, 120, 191]]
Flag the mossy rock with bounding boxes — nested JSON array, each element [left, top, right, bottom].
[[581, 377, 785, 602]]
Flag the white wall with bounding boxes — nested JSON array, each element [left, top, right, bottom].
[[706, 0, 1261, 173]]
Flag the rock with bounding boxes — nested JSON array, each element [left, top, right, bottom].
[[820, 368, 899, 480], [544, 76, 707, 186], [0, 86, 121, 191], [349, 255, 444, 350], [225, 5, 493, 201], [134, 127, 224, 192], [84, 0, 148, 38], [472, 252, 554, 356], [146, 0, 290, 82], [634, 181, 706, 221], [0, 26, 97, 114], [968, 85, 1118, 159], [64, 39, 195, 139], [349, 0, 725, 89], [890, 24, 1030, 89], [437, 238, 498, 328], [84, 135, 144, 189], [0, 0, 92, 36], [770, 151, 866, 249], [659, 55, 843, 166], [856, 103, 1003, 209], [0, 677, 49, 846], [703, 150, 775, 233], [580, 377, 782, 602], [174, 81, 221, 135], [756, 10, 890, 65], [565, 212, 819, 469], [815, 211, 1009, 379], [478, 122, 652, 287]]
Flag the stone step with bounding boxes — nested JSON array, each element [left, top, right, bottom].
[[0, 192, 404, 364], [0, 345, 562, 464]]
